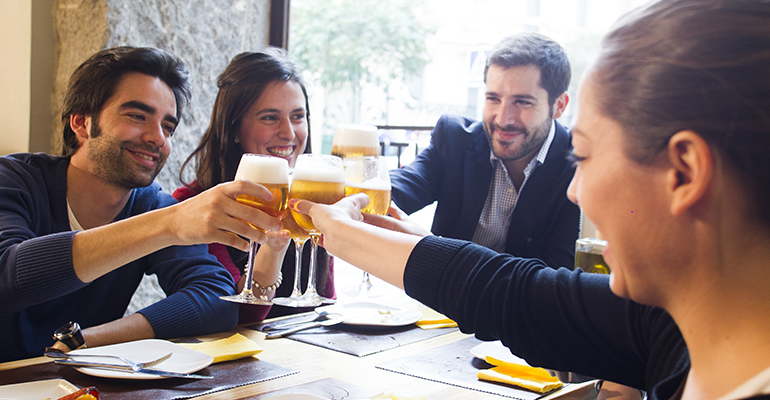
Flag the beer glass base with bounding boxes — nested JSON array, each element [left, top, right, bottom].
[[219, 294, 273, 306], [272, 296, 306, 307]]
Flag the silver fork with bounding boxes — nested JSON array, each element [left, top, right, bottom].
[[45, 349, 172, 372]]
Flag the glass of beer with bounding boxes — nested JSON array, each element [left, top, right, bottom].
[[288, 154, 346, 306], [331, 123, 381, 158], [272, 176, 311, 307], [343, 156, 392, 297], [574, 237, 611, 274], [220, 154, 289, 305]]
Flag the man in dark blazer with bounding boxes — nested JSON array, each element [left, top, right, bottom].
[[390, 33, 580, 269]]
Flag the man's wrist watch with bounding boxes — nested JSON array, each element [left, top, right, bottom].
[[52, 321, 86, 351]]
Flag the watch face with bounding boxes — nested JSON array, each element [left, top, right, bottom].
[[54, 321, 80, 339], [52, 321, 85, 350]]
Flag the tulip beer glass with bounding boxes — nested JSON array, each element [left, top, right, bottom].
[[288, 154, 346, 306], [220, 154, 289, 305]]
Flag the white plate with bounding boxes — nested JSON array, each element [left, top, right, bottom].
[[316, 301, 422, 327], [69, 338, 213, 380], [470, 340, 530, 366], [0, 379, 78, 399]]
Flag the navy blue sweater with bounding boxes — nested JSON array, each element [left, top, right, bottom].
[[0, 153, 238, 362]]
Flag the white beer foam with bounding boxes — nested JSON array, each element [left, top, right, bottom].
[[332, 124, 379, 147], [235, 154, 289, 184], [294, 164, 346, 183]]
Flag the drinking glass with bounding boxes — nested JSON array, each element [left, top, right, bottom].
[[271, 207, 310, 307], [331, 123, 381, 158], [220, 154, 289, 305], [342, 156, 392, 297], [288, 154, 346, 306], [574, 237, 610, 274]]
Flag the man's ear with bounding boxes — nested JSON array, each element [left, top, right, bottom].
[[666, 130, 714, 216], [69, 113, 91, 141], [551, 91, 569, 120]]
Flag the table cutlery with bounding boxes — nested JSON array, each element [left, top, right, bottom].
[[45, 349, 172, 371], [53, 359, 213, 379], [262, 311, 331, 331], [265, 317, 344, 339]]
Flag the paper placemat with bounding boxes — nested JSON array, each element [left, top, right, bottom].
[[242, 377, 379, 399], [376, 336, 570, 400], [249, 316, 458, 357], [0, 357, 296, 400]]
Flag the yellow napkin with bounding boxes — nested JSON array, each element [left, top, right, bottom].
[[414, 307, 458, 329], [477, 355, 563, 393], [178, 333, 262, 364]]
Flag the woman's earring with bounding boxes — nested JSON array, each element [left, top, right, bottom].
[[234, 137, 240, 144]]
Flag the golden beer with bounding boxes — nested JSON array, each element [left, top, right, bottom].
[[331, 144, 380, 158], [282, 209, 310, 242], [574, 237, 610, 274], [234, 154, 290, 226], [345, 182, 391, 215], [236, 183, 288, 219], [290, 179, 346, 233]]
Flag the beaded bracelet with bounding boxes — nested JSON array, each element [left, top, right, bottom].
[[254, 272, 282, 294]]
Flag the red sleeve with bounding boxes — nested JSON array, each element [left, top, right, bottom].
[[207, 243, 240, 284]]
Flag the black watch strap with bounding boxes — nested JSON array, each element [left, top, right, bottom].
[[53, 321, 86, 351]]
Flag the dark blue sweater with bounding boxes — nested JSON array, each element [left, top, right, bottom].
[[0, 153, 238, 362]]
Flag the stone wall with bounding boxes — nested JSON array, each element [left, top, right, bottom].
[[54, 0, 271, 192], [53, 0, 272, 314]]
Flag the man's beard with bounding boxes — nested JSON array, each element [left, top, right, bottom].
[[86, 121, 166, 189], [484, 115, 552, 162]]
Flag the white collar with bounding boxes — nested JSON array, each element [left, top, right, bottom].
[[67, 198, 84, 231]]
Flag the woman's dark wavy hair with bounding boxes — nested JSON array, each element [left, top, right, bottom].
[[593, 0, 770, 227], [60, 46, 191, 157], [179, 48, 310, 191]]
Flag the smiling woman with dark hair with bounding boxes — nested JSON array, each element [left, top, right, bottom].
[[289, 1, 770, 399], [175, 48, 335, 322]]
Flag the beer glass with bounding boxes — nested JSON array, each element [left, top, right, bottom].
[[331, 123, 380, 158], [332, 124, 387, 296], [271, 193, 311, 307], [574, 237, 610, 274], [343, 156, 392, 297], [220, 154, 289, 305], [288, 154, 346, 306]]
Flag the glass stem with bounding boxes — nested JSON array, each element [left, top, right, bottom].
[[304, 234, 320, 297], [243, 240, 258, 296], [291, 238, 306, 297]]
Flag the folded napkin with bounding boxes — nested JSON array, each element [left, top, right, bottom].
[[178, 333, 262, 364], [415, 307, 457, 330], [477, 355, 563, 393]]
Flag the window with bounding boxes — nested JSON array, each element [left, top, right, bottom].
[[288, 0, 652, 163]]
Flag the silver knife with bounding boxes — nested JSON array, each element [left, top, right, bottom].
[[265, 317, 344, 339], [54, 359, 213, 379]]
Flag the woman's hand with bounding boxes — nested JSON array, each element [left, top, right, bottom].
[[289, 194, 368, 229], [288, 194, 367, 250], [289, 193, 419, 290], [363, 202, 433, 237], [264, 227, 292, 249]]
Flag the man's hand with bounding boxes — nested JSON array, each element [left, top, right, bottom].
[[167, 180, 284, 252]]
